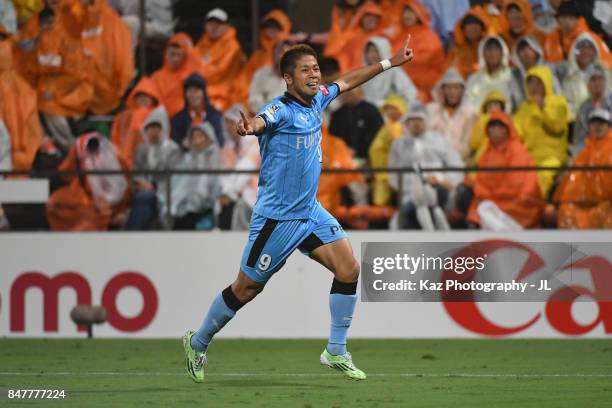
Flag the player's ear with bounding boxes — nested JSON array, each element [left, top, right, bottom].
[[283, 72, 292, 86]]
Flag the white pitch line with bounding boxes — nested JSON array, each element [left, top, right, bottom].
[[0, 372, 611, 378]]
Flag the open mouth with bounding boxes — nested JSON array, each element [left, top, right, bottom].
[[306, 81, 319, 90]]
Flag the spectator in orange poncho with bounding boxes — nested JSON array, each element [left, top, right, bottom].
[[13, 0, 81, 85], [0, 40, 42, 171], [318, 125, 372, 228], [467, 112, 544, 229], [337, 1, 386, 72], [151, 32, 203, 118], [323, 0, 363, 67], [70, 0, 134, 115], [445, 6, 495, 80], [33, 9, 93, 154], [110, 77, 161, 168], [46, 132, 130, 231], [543, 1, 611, 65], [195, 8, 245, 112], [233, 9, 291, 108], [388, 0, 445, 102], [501, 0, 545, 52], [555, 108, 612, 229]]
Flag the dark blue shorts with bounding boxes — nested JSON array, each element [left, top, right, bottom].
[[240, 203, 347, 283]]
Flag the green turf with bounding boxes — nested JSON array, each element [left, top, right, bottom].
[[0, 339, 611, 407]]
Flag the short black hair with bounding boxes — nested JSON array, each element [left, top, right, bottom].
[[484, 37, 503, 50], [279, 44, 318, 76], [461, 14, 485, 30], [39, 8, 55, 23], [506, 3, 521, 13]]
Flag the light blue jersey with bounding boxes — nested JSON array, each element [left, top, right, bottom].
[[253, 83, 340, 220]]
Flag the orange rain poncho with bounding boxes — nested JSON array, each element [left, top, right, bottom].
[[337, 1, 386, 72], [318, 126, 363, 213], [0, 41, 42, 171], [543, 17, 612, 65], [151, 32, 203, 118], [389, 0, 445, 102], [33, 23, 93, 117], [445, 6, 495, 79], [323, 2, 361, 63], [501, 0, 545, 52], [46, 133, 130, 231], [555, 128, 612, 229], [110, 77, 161, 168], [233, 10, 291, 108], [196, 25, 245, 112], [69, 0, 134, 114], [467, 112, 544, 228]]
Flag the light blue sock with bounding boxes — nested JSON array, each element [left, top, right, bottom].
[[327, 293, 357, 356], [191, 293, 236, 352]]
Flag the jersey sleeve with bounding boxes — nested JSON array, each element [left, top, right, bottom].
[[317, 83, 340, 111], [256, 102, 289, 135]]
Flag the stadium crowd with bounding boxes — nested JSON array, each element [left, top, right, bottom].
[[0, 0, 611, 231]]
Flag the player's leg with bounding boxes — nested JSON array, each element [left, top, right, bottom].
[[183, 270, 262, 383], [310, 238, 360, 356], [184, 215, 307, 382], [190, 270, 264, 352], [298, 206, 365, 379], [310, 238, 366, 380]]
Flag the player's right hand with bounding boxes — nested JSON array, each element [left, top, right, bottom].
[[237, 110, 255, 136]]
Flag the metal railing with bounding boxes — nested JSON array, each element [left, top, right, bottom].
[[2, 165, 611, 229]]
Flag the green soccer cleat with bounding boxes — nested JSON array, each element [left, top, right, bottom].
[[182, 330, 207, 383], [320, 349, 367, 380]]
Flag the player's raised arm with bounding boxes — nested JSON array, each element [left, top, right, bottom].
[[236, 110, 266, 136], [335, 35, 414, 94]]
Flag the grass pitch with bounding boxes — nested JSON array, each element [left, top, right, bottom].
[[0, 339, 611, 407]]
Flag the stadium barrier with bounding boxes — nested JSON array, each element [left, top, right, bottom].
[[2, 165, 611, 229], [0, 230, 610, 339]]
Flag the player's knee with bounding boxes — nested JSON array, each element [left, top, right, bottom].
[[232, 281, 263, 304], [336, 258, 360, 283]]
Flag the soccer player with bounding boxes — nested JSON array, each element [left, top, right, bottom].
[[183, 37, 414, 381]]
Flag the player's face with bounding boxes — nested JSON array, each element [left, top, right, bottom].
[[287, 55, 321, 98]]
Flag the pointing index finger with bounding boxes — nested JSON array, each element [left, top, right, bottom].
[[239, 110, 249, 122]]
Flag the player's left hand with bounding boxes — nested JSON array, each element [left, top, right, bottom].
[[390, 34, 414, 67]]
